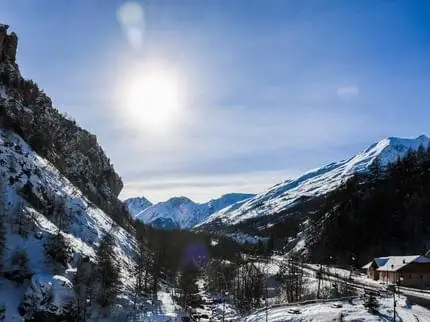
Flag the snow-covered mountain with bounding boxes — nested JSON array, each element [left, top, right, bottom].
[[133, 193, 255, 229], [0, 128, 137, 320], [125, 196, 153, 217], [200, 135, 430, 227], [0, 24, 140, 320]]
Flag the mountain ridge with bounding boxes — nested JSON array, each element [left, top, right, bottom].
[[199, 134, 430, 227], [126, 193, 255, 229]]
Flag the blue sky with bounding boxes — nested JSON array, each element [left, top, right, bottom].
[[2, 0, 430, 202]]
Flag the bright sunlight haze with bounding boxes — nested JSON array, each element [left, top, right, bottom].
[[118, 61, 187, 132]]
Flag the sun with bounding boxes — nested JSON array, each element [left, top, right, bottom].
[[121, 61, 186, 132]]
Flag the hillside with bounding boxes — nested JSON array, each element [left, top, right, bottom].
[[0, 24, 143, 321], [0, 128, 137, 320], [301, 145, 430, 264], [200, 135, 430, 228]]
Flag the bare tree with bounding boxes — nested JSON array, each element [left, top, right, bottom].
[[233, 261, 264, 313], [277, 256, 304, 303], [132, 234, 148, 309]]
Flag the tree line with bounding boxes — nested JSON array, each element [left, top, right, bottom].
[[308, 145, 430, 265]]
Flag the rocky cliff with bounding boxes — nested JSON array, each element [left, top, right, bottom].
[[0, 24, 128, 225]]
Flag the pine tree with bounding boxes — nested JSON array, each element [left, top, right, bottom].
[[74, 257, 93, 321], [363, 294, 379, 314], [7, 248, 31, 284], [94, 232, 122, 307], [10, 199, 28, 238], [149, 231, 167, 300], [417, 144, 427, 162], [132, 234, 147, 309], [177, 264, 199, 308], [267, 236, 275, 255], [44, 232, 71, 270], [52, 198, 70, 232], [369, 157, 382, 180]]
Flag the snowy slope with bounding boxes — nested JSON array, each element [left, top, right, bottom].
[[125, 196, 153, 217], [0, 128, 137, 320], [201, 135, 430, 226], [0, 128, 136, 265], [134, 193, 255, 229]]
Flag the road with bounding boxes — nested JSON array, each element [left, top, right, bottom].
[[300, 261, 430, 310]]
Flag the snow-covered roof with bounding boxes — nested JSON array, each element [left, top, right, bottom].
[[362, 257, 389, 269], [414, 256, 430, 263], [362, 261, 372, 269], [376, 255, 430, 272], [363, 255, 430, 271], [375, 257, 390, 268]]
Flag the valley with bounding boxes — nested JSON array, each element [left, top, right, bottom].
[[2, 1, 430, 320]]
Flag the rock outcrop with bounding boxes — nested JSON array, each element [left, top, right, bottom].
[[18, 274, 76, 321], [0, 24, 128, 226]]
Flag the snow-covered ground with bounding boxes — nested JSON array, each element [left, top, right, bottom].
[[121, 290, 187, 322], [191, 279, 241, 321], [0, 278, 26, 322], [226, 232, 270, 245], [245, 296, 430, 321], [254, 260, 281, 276]]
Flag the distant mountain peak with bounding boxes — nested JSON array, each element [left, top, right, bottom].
[[125, 196, 153, 217], [127, 192, 255, 229]]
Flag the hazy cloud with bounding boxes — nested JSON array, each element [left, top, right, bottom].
[[120, 170, 299, 203], [336, 85, 360, 99]]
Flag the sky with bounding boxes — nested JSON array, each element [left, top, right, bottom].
[[1, 0, 430, 203]]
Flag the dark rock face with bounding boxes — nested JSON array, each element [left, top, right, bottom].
[[0, 25, 127, 224]]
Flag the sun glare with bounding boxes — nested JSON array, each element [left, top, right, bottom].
[[121, 62, 186, 132]]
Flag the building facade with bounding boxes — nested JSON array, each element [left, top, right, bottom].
[[363, 255, 430, 288]]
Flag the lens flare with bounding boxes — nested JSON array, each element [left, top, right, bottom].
[[185, 243, 209, 267], [117, 1, 145, 49]]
